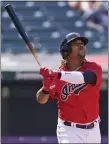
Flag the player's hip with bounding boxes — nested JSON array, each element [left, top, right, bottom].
[[58, 112, 100, 125], [57, 116, 101, 129], [56, 117, 101, 143]]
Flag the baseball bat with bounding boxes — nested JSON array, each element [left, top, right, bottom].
[[5, 4, 41, 67]]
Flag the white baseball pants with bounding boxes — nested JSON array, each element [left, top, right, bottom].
[[57, 118, 101, 143]]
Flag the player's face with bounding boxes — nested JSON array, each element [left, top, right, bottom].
[[69, 39, 86, 58]]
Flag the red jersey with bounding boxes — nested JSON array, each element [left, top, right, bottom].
[[49, 60, 102, 124]]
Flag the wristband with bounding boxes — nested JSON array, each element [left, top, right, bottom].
[[42, 89, 50, 94]]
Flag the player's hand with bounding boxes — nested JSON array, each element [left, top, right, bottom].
[[40, 67, 60, 79], [40, 67, 52, 77], [42, 77, 56, 91]]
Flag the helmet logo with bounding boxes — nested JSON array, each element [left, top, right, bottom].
[[72, 32, 80, 37], [76, 33, 80, 37]]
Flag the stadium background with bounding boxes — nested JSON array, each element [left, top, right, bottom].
[[1, 1, 108, 143]]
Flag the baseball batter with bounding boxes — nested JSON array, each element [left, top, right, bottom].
[[36, 32, 102, 143]]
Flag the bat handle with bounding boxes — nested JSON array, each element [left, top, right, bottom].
[[26, 42, 42, 67]]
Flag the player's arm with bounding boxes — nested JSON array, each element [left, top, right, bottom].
[[36, 77, 54, 104], [40, 67, 96, 85], [59, 70, 97, 85], [36, 87, 49, 104], [40, 66, 101, 85], [59, 64, 102, 85]]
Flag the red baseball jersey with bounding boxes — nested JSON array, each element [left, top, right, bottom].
[[49, 60, 102, 124]]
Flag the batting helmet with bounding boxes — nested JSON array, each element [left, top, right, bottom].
[[59, 32, 88, 59]]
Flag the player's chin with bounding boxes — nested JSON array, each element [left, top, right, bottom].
[[79, 50, 86, 57]]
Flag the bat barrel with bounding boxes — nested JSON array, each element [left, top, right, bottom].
[[5, 4, 29, 43], [5, 4, 42, 67]]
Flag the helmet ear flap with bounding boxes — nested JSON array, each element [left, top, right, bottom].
[[60, 38, 67, 50], [61, 51, 68, 59], [60, 38, 69, 59], [61, 42, 72, 59], [61, 44, 71, 59]]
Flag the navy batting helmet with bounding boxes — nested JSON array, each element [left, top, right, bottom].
[[59, 32, 88, 59]]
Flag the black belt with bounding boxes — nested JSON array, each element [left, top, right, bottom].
[[64, 121, 95, 129]]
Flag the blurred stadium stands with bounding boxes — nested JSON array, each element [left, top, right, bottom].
[[1, 1, 108, 54]]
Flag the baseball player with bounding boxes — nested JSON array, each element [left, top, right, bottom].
[[36, 32, 102, 143]]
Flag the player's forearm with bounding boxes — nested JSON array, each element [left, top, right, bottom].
[[36, 87, 49, 104], [60, 71, 84, 84], [59, 70, 96, 84]]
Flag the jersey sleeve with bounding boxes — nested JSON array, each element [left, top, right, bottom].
[[87, 63, 102, 86]]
